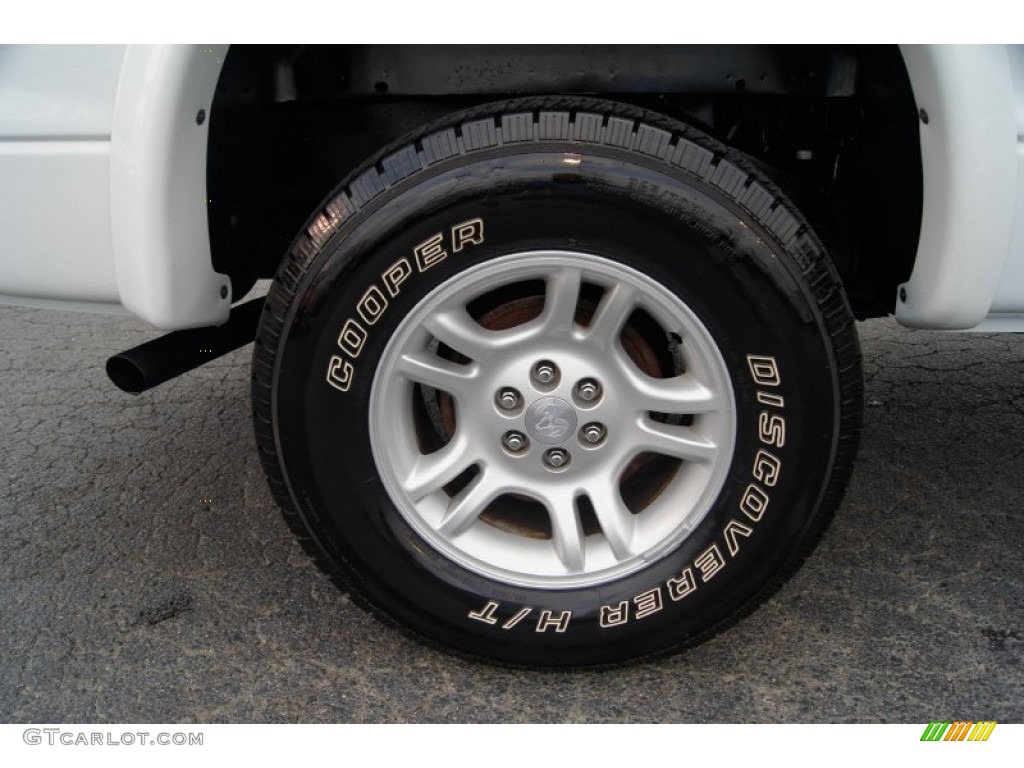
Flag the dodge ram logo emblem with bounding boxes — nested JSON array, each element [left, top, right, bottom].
[[525, 397, 577, 445]]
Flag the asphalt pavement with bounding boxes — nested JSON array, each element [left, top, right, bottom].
[[1, 304, 1021, 722]]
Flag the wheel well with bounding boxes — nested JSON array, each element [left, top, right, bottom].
[[207, 45, 921, 318]]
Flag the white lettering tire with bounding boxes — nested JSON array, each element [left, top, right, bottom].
[[251, 98, 862, 666]]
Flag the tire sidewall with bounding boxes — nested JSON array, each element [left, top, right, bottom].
[[272, 145, 840, 665]]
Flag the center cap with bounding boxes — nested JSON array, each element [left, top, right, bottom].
[[525, 397, 577, 445]]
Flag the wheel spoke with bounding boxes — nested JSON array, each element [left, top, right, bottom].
[[538, 266, 583, 334], [422, 309, 502, 361], [394, 351, 478, 399], [371, 248, 738, 590], [542, 490, 585, 573], [584, 282, 637, 347], [633, 417, 717, 463], [402, 434, 472, 500], [586, 484, 635, 561], [617, 360, 719, 415], [438, 470, 503, 537]]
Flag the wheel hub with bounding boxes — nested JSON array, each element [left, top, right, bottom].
[[524, 396, 577, 445]]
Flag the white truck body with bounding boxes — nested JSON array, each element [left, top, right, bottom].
[[0, 44, 1023, 331], [0, 44, 230, 328]]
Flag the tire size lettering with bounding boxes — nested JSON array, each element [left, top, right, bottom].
[[536, 610, 572, 633], [694, 544, 726, 582], [666, 568, 697, 601], [451, 219, 485, 252], [633, 588, 664, 619], [597, 588, 668, 627], [356, 285, 389, 326], [325, 218, 485, 392], [325, 356, 354, 392], [623, 178, 738, 257], [599, 601, 629, 628], [723, 520, 754, 556], [752, 450, 781, 487], [382, 258, 413, 297], [739, 483, 770, 522], [337, 319, 367, 357], [413, 233, 447, 271], [735, 355, 785, 534], [758, 412, 785, 448], [467, 600, 500, 625], [467, 601, 570, 633], [502, 607, 534, 630], [747, 355, 781, 387], [598, 354, 788, 630]]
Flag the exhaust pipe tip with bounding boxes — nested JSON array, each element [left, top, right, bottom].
[[105, 297, 265, 394], [106, 355, 147, 394]]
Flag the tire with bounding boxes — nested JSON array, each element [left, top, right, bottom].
[[251, 97, 862, 667]]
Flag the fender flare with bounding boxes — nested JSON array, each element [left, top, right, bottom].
[[109, 44, 231, 330], [897, 45, 1018, 329]]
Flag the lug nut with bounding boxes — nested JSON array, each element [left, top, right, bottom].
[[496, 387, 522, 411], [502, 431, 529, 453], [532, 360, 559, 386], [580, 423, 606, 445], [575, 378, 602, 403], [543, 448, 571, 469]]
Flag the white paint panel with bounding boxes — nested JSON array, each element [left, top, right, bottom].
[[969, 314, 1024, 332], [0, 294, 128, 315], [0, 45, 126, 138], [0, 141, 120, 302], [989, 142, 1024, 312], [897, 45, 1018, 329], [109, 44, 231, 330], [990, 45, 1024, 313]]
